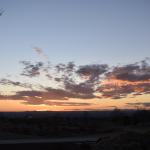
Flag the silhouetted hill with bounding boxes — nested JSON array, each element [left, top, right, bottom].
[[0, 109, 136, 119]]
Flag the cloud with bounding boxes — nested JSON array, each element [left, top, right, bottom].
[[33, 47, 49, 60], [45, 87, 96, 99], [53, 63, 108, 99], [0, 86, 96, 101], [0, 8, 4, 16], [0, 87, 93, 106], [23, 100, 91, 106], [63, 64, 108, 98], [99, 81, 150, 99], [55, 62, 75, 76], [99, 59, 150, 99], [20, 60, 52, 81], [77, 64, 108, 82], [20, 61, 43, 77], [0, 78, 33, 89], [65, 82, 94, 95], [1, 57, 150, 106], [127, 102, 150, 108], [99, 84, 133, 99], [106, 60, 150, 82]]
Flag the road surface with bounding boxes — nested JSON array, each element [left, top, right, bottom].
[[0, 135, 100, 144]]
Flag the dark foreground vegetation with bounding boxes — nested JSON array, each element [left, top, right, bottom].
[[0, 109, 150, 150]]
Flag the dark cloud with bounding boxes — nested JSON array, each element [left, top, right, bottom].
[[64, 81, 97, 99], [55, 62, 75, 74], [0, 87, 93, 106], [59, 64, 109, 99], [1, 58, 150, 106], [0, 85, 96, 102], [23, 100, 91, 106], [99, 84, 135, 99], [99, 81, 150, 99], [127, 102, 150, 108], [45, 87, 96, 99], [55, 63, 66, 73], [77, 64, 108, 82], [20, 61, 44, 77], [53, 63, 100, 99], [0, 94, 6, 99], [65, 82, 94, 95], [97, 59, 150, 99], [0, 79, 33, 89], [54, 62, 76, 83], [106, 60, 150, 82], [0, 8, 4, 16]]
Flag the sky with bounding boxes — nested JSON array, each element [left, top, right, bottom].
[[0, 0, 150, 111]]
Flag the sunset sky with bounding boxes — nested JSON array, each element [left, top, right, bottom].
[[0, 0, 150, 111]]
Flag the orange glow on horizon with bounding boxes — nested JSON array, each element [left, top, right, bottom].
[[101, 78, 150, 86], [0, 94, 150, 112], [0, 78, 150, 112]]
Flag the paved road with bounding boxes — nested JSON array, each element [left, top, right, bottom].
[[0, 135, 99, 144]]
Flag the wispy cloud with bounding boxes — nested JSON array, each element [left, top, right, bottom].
[[20, 61, 44, 77], [0, 78, 33, 89], [127, 102, 150, 108], [33, 47, 49, 61]]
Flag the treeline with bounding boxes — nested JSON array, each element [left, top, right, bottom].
[[0, 109, 150, 138], [111, 109, 150, 125]]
